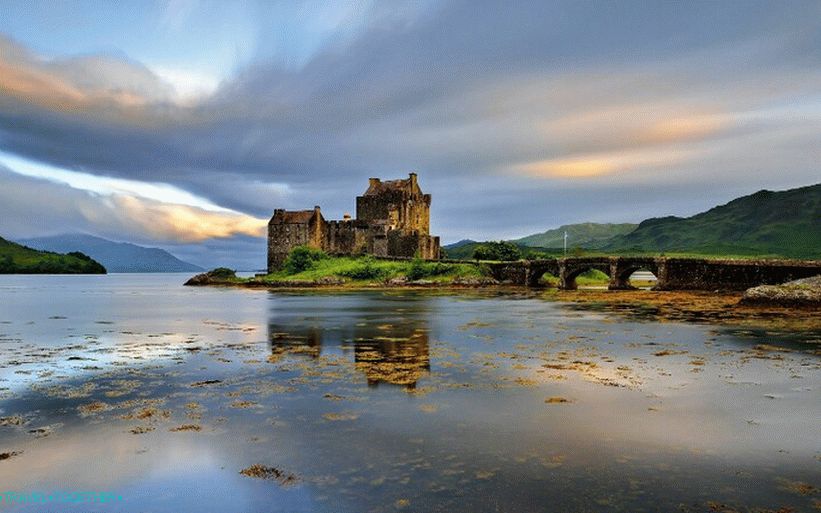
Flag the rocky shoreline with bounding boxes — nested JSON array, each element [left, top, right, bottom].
[[184, 270, 501, 289], [740, 276, 821, 308], [185, 269, 821, 311]]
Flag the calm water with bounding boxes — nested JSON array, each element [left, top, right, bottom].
[[0, 274, 818, 512]]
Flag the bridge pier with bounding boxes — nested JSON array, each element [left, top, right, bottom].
[[525, 266, 541, 287], [607, 257, 633, 290], [557, 261, 570, 289], [607, 273, 635, 290]]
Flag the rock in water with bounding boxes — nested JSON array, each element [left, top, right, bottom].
[[184, 273, 211, 286], [740, 275, 821, 307], [184, 267, 237, 286]]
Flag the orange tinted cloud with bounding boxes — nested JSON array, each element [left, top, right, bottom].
[[520, 157, 619, 178], [539, 103, 732, 150], [0, 37, 187, 123], [637, 114, 731, 145], [517, 148, 694, 179], [0, 167, 269, 244], [104, 195, 267, 242], [517, 102, 732, 179], [0, 59, 89, 112]]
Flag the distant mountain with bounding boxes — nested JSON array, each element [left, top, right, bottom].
[[445, 239, 478, 248], [0, 236, 106, 274], [603, 183, 821, 259], [18, 234, 204, 273], [442, 224, 638, 260], [443, 184, 820, 260], [442, 240, 484, 260], [514, 223, 637, 248], [441, 239, 477, 254]]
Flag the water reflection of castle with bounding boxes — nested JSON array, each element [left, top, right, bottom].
[[268, 321, 430, 389]]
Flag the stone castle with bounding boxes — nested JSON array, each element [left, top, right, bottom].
[[267, 173, 440, 272]]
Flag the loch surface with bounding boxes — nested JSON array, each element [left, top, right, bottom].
[[0, 274, 818, 512]]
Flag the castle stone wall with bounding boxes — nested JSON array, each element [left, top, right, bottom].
[[387, 231, 440, 259], [268, 223, 313, 271], [267, 208, 325, 271], [325, 220, 357, 255]]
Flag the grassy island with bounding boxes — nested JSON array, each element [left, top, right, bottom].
[[185, 246, 621, 288], [187, 250, 490, 288]]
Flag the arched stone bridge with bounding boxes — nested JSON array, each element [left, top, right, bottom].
[[484, 257, 821, 290]]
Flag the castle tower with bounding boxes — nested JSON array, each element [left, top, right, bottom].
[[355, 172, 431, 234], [267, 207, 325, 272]]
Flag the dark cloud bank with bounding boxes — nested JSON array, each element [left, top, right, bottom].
[[0, 0, 819, 269]]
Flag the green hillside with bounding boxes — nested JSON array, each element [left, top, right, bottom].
[[442, 241, 560, 260], [0, 236, 106, 274], [603, 184, 821, 259], [514, 223, 637, 248], [442, 223, 637, 260]]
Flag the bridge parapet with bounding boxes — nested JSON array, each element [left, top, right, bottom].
[[485, 261, 530, 284], [652, 258, 821, 291], [482, 256, 821, 291]]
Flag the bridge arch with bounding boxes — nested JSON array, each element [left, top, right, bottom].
[[526, 260, 560, 287], [559, 258, 611, 290], [614, 267, 659, 290], [610, 258, 661, 290]]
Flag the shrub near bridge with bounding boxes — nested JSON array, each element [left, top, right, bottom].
[[472, 241, 522, 261]]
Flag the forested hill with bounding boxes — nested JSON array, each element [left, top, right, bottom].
[[603, 184, 821, 259], [514, 223, 637, 248], [0, 236, 106, 274]]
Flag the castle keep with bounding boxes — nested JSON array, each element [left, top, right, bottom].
[[267, 173, 440, 272]]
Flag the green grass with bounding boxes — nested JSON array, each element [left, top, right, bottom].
[[258, 255, 487, 284], [0, 236, 106, 274]]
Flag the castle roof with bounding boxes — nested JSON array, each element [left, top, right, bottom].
[[270, 210, 316, 224], [363, 175, 416, 196]]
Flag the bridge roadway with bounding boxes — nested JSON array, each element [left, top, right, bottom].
[[481, 256, 821, 290]]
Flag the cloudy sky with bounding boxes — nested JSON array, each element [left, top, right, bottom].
[[0, 0, 819, 269]]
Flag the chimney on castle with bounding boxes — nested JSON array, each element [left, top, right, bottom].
[[409, 172, 417, 189], [369, 177, 381, 188], [314, 205, 321, 216]]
